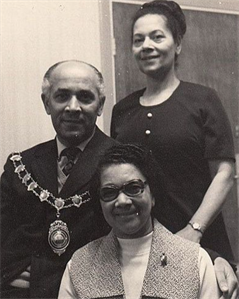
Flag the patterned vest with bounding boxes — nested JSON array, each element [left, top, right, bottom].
[[70, 220, 200, 299]]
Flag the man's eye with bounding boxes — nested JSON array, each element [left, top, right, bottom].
[[55, 93, 69, 101], [78, 91, 94, 104]]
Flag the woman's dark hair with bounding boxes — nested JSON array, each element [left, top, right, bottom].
[[90, 143, 166, 217], [131, 0, 187, 44]]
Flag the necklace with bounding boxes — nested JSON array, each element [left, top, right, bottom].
[[10, 152, 91, 256]]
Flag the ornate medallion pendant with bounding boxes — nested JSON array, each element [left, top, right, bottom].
[[48, 220, 70, 256], [10, 152, 91, 255]]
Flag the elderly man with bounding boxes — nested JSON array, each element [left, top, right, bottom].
[[0, 60, 117, 298]]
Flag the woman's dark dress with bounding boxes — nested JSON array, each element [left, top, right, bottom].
[[111, 81, 235, 260]]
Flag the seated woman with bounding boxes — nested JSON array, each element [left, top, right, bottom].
[[58, 143, 220, 299]]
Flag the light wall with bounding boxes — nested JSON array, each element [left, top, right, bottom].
[[0, 0, 104, 173]]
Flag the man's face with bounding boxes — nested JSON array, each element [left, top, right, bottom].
[[42, 62, 104, 146]]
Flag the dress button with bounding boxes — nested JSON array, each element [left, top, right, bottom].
[[145, 130, 151, 135], [147, 112, 153, 118]]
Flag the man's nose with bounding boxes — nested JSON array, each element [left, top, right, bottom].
[[115, 192, 132, 207], [67, 96, 81, 111]]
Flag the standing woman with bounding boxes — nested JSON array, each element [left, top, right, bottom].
[[111, 0, 235, 262]]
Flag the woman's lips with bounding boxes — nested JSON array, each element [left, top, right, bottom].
[[115, 211, 138, 217], [141, 55, 159, 61]]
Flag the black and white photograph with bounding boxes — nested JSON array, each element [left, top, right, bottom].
[[1, 0, 239, 298]]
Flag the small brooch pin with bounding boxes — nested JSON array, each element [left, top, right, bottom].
[[160, 253, 167, 267]]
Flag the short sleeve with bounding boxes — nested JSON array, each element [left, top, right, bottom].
[[198, 247, 220, 299], [202, 89, 235, 160]]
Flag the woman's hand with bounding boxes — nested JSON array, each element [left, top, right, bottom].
[[175, 224, 202, 243], [214, 257, 238, 299], [9, 265, 31, 288]]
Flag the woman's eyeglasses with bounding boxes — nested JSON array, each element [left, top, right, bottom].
[[100, 179, 147, 202]]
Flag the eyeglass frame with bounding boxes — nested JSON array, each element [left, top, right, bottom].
[[100, 179, 148, 202]]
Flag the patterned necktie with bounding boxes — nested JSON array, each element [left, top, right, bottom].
[[61, 147, 81, 176]]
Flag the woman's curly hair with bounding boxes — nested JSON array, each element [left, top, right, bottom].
[[90, 143, 167, 218]]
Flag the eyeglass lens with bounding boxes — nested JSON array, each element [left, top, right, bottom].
[[100, 179, 146, 202]]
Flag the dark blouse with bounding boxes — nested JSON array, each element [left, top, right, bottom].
[[111, 81, 235, 260]]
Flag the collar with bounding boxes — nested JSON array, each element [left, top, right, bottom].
[[56, 128, 96, 159], [117, 232, 153, 256]]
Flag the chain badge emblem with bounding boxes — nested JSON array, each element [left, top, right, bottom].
[[48, 220, 70, 256], [10, 152, 91, 256]]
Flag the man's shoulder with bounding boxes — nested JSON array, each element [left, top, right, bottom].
[[92, 127, 119, 149], [19, 139, 56, 158], [2, 140, 56, 169], [2, 139, 56, 177]]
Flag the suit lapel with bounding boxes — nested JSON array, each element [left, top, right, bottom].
[[31, 140, 58, 196], [59, 128, 110, 197]]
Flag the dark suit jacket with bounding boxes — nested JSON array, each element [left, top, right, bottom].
[[0, 127, 117, 298]]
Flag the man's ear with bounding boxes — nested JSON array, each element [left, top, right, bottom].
[[97, 96, 105, 116], [41, 93, 51, 115]]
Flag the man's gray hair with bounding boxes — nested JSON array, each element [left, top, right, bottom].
[[41, 60, 105, 100]]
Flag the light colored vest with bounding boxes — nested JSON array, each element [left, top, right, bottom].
[[70, 220, 200, 299]]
